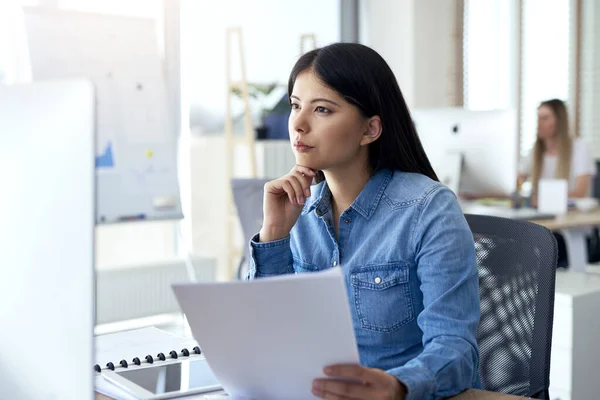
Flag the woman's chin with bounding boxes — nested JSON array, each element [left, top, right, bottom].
[[294, 155, 319, 170]]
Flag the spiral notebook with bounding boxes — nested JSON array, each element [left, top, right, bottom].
[[94, 327, 202, 374], [94, 327, 220, 399]]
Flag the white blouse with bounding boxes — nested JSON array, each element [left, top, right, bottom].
[[519, 138, 596, 194]]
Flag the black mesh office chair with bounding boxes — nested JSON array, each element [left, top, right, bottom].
[[587, 160, 600, 263], [465, 214, 558, 399], [231, 178, 270, 280]]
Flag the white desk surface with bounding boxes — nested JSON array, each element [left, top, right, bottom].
[[531, 208, 600, 231], [461, 202, 600, 231], [554, 269, 600, 298]]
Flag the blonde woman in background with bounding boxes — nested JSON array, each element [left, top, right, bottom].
[[518, 99, 596, 268], [518, 99, 595, 198]]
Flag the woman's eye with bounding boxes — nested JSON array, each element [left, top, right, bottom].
[[290, 103, 300, 110], [316, 106, 330, 113]]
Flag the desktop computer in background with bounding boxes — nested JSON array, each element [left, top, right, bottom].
[[0, 80, 95, 399], [412, 108, 518, 198]]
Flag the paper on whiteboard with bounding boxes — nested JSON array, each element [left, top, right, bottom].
[[172, 267, 360, 400], [23, 8, 172, 148]]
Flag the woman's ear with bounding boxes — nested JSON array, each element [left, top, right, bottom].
[[360, 116, 382, 146]]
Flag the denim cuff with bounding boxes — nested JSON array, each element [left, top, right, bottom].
[[250, 233, 294, 276], [387, 364, 435, 400]]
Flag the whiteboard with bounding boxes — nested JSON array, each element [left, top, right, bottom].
[[23, 7, 182, 223]]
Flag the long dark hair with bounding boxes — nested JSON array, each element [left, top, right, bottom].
[[288, 42, 438, 182]]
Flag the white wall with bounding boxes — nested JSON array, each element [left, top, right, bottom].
[[360, 0, 415, 106], [181, 0, 340, 133], [360, 0, 461, 108]]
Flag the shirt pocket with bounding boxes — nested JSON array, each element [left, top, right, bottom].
[[293, 257, 325, 273], [350, 262, 414, 333]]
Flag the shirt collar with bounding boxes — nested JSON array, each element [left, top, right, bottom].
[[302, 169, 393, 219]]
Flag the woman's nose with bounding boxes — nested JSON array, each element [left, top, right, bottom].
[[291, 110, 309, 134]]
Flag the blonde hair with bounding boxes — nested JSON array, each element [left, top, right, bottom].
[[531, 99, 572, 196]]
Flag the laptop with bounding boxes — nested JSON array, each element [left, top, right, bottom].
[[0, 80, 96, 399]]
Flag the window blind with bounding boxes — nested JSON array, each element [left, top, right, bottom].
[[0, 2, 33, 84], [519, 0, 573, 158], [580, 0, 600, 158], [463, 0, 516, 111]]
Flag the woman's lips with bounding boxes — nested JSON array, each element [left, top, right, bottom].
[[294, 143, 314, 153]]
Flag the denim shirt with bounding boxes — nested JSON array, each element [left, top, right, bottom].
[[247, 169, 481, 400]]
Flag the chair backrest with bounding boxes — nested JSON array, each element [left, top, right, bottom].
[[231, 178, 270, 279], [593, 160, 600, 199], [464, 214, 557, 399]]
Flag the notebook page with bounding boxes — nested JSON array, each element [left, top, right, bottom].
[[95, 326, 198, 367]]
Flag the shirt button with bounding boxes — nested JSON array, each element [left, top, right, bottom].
[[333, 261, 338, 267], [344, 218, 351, 224], [374, 277, 382, 284]]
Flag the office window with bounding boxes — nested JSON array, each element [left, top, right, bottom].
[[0, 1, 36, 84], [580, 0, 600, 158], [463, 0, 517, 111], [520, 0, 572, 157], [464, 0, 576, 159]]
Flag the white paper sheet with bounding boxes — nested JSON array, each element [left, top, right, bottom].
[[172, 267, 360, 400], [538, 178, 569, 215]]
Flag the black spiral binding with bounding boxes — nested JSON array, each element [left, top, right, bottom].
[[94, 346, 202, 373]]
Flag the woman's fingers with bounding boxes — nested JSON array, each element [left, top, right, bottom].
[[286, 174, 307, 204], [293, 166, 316, 196], [292, 171, 312, 197], [266, 166, 316, 205], [280, 180, 298, 204], [295, 165, 317, 178], [312, 378, 369, 399]]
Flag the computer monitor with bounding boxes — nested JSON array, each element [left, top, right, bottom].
[[0, 79, 95, 399], [412, 108, 518, 197]]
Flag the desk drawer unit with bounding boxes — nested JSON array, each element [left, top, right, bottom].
[[549, 271, 600, 399], [549, 386, 571, 400]]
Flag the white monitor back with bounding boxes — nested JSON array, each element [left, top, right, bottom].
[[412, 108, 518, 197], [0, 80, 95, 399]]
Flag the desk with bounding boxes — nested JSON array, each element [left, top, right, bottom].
[[462, 202, 600, 272], [549, 270, 600, 399], [95, 389, 529, 399], [527, 209, 600, 273]]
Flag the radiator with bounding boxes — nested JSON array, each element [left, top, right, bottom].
[[95, 257, 216, 325], [255, 140, 296, 179]]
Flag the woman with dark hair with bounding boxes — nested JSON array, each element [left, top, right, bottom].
[[247, 43, 480, 400]]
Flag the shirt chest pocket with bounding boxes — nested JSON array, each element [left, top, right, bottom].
[[350, 263, 415, 333]]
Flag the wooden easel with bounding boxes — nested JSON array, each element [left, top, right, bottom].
[[299, 34, 317, 54], [224, 27, 256, 280], [222, 31, 317, 280]]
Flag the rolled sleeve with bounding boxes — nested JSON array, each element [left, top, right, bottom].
[[246, 233, 294, 279], [391, 186, 480, 399]]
